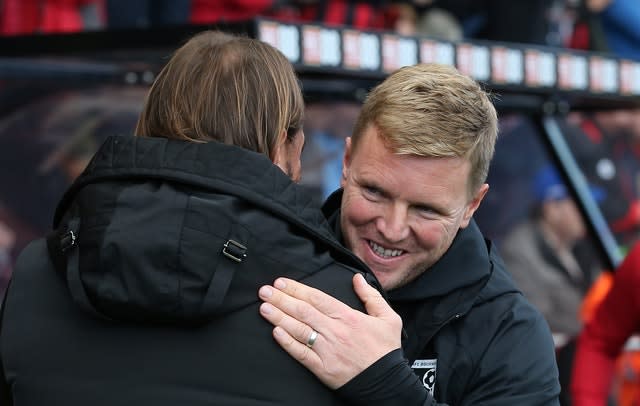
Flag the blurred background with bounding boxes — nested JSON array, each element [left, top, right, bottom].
[[1, 1, 640, 404]]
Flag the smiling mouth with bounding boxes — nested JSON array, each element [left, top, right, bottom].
[[368, 240, 405, 259]]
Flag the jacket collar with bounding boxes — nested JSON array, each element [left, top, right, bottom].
[[389, 221, 491, 301]]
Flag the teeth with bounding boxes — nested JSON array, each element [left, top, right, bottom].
[[369, 241, 404, 258]]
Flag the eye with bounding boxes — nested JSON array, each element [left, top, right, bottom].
[[411, 202, 441, 219], [363, 185, 383, 199], [415, 206, 435, 217], [415, 205, 434, 214]]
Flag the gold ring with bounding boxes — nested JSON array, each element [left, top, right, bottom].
[[306, 330, 318, 348]]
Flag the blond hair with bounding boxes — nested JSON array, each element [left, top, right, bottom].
[[352, 63, 498, 196], [135, 31, 304, 159]]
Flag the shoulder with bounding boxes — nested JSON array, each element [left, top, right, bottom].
[[452, 293, 560, 403], [9, 238, 50, 284], [455, 252, 557, 375], [300, 263, 368, 312], [2, 238, 64, 347], [5, 238, 56, 307], [479, 290, 559, 367], [437, 248, 554, 364], [478, 256, 552, 340], [466, 287, 553, 351], [429, 285, 560, 404]]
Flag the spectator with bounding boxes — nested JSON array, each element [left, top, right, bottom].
[[500, 164, 601, 347], [562, 111, 640, 249], [0, 0, 103, 35], [190, 0, 300, 25], [409, 0, 553, 44], [584, 0, 640, 61], [296, 0, 396, 30], [571, 241, 640, 406]]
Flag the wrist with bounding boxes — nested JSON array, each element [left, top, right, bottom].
[[337, 348, 431, 406]]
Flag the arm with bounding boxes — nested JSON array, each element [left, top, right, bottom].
[[571, 247, 640, 406], [259, 273, 438, 405], [336, 348, 438, 406]]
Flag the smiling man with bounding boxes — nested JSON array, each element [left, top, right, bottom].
[[339, 127, 485, 291], [259, 63, 561, 405]]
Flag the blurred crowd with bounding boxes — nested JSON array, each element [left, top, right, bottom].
[[0, 0, 622, 50], [2, 0, 639, 64]]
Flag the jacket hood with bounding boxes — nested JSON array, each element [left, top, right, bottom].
[[51, 136, 370, 324]]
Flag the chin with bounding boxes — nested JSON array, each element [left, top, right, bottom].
[[377, 277, 399, 291], [366, 267, 396, 290]]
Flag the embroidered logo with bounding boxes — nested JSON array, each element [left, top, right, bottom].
[[411, 359, 437, 395]]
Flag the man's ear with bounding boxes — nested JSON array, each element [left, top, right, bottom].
[[272, 129, 288, 172], [341, 137, 352, 187], [461, 183, 489, 229]]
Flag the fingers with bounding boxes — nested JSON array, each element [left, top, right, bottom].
[[269, 278, 349, 318], [270, 325, 344, 389], [258, 276, 402, 389], [259, 299, 318, 349], [353, 274, 403, 329], [258, 283, 326, 327], [259, 300, 333, 385], [353, 273, 383, 300], [270, 324, 325, 376], [271, 326, 317, 360], [353, 274, 387, 311]]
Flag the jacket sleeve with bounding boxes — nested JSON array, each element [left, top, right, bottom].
[[458, 298, 561, 405], [336, 349, 441, 406], [571, 245, 640, 406]]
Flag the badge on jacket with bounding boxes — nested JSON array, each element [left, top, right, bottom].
[[411, 359, 437, 395]]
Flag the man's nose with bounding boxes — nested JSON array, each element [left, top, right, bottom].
[[377, 204, 410, 243]]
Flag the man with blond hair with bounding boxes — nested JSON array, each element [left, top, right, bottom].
[[259, 63, 561, 405]]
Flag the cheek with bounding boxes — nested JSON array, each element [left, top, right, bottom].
[[565, 207, 585, 232], [343, 197, 376, 226], [412, 221, 453, 250]]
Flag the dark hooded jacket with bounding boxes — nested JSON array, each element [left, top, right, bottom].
[[324, 190, 561, 406], [0, 136, 382, 406]]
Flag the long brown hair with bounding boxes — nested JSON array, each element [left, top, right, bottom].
[[135, 31, 304, 159]]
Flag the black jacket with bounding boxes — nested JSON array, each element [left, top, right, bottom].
[[0, 136, 381, 406], [324, 190, 561, 406]]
